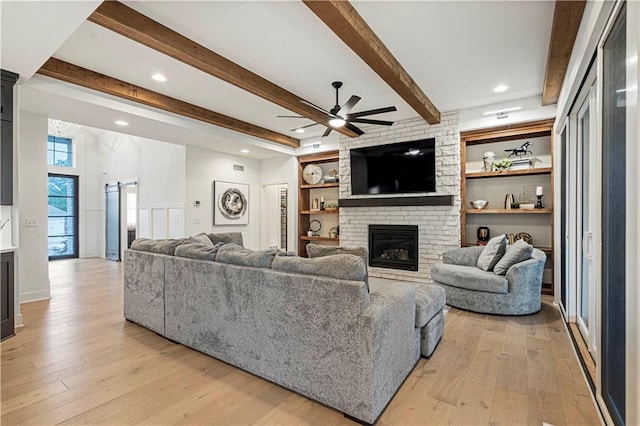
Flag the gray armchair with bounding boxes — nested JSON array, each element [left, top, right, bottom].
[[431, 246, 546, 315]]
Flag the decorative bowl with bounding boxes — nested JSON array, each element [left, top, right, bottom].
[[470, 200, 489, 209], [520, 203, 535, 210]]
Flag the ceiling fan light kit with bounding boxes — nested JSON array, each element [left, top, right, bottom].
[[278, 81, 397, 137]]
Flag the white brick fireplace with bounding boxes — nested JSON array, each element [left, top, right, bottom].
[[339, 111, 461, 283]]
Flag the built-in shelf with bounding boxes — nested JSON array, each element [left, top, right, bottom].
[[466, 208, 553, 214], [300, 182, 339, 189], [300, 210, 339, 215], [339, 195, 453, 208], [300, 236, 340, 242], [466, 167, 552, 179]]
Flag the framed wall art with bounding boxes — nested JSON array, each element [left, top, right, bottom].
[[213, 181, 249, 225]]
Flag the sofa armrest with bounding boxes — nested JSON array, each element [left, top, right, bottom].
[[356, 283, 419, 423], [505, 256, 545, 293], [442, 246, 484, 267]]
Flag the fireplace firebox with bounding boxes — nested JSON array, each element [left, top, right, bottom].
[[368, 225, 419, 271]]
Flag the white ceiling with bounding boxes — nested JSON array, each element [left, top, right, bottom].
[[2, 1, 556, 158]]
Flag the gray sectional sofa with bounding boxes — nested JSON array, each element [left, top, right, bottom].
[[124, 235, 445, 424]]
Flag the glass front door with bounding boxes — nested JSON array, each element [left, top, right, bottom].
[[48, 174, 79, 260]]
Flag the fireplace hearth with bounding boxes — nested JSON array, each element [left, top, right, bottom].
[[368, 225, 418, 271]]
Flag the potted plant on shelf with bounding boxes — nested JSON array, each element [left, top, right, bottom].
[[325, 202, 338, 212]]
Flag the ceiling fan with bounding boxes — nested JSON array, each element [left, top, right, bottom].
[[278, 81, 397, 137]]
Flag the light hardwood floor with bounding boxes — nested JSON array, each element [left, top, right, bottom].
[[1, 258, 600, 425]]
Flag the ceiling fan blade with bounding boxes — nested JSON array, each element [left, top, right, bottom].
[[321, 127, 333, 137], [277, 115, 306, 119], [348, 106, 397, 118], [337, 95, 361, 116], [349, 118, 394, 126], [345, 122, 364, 136], [290, 123, 320, 132], [300, 99, 332, 115]]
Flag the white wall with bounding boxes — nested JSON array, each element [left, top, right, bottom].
[[16, 111, 50, 303], [185, 146, 261, 250], [459, 95, 556, 132]]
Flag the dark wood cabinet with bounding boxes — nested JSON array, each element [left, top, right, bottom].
[[1, 69, 18, 206], [1, 252, 15, 341]]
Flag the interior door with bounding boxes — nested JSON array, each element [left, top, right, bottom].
[[105, 184, 121, 261]]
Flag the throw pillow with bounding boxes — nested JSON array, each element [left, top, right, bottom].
[[190, 233, 215, 248], [272, 254, 367, 283], [215, 243, 278, 268], [207, 232, 244, 247], [493, 239, 534, 275], [477, 234, 507, 271], [130, 238, 157, 252], [150, 238, 189, 256], [306, 243, 369, 292], [175, 242, 224, 261]]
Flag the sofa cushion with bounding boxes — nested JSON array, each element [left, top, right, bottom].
[[431, 263, 508, 294], [477, 234, 507, 271], [369, 277, 445, 327], [306, 244, 369, 292], [207, 232, 244, 247], [130, 238, 157, 252], [272, 254, 367, 282], [190, 233, 215, 248], [215, 243, 278, 268], [175, 242, 224, 261], [493, 239, 534, 275]]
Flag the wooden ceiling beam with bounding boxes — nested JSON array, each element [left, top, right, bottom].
[[303, 0, 440, 125], [542, 1, 586, 106], [87, 1, 358, 138], [37, 58, 300, 148]]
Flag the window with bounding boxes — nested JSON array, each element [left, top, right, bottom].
[[47, 136, 73, 167]]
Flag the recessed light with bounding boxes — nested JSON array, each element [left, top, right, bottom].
[[295, 128, 305, 134], [329, 118, 346, 128], [483, 106, 522, 116], [115, 120, 129, 126], [152, 73, 167, 82], [241, 149, 250, 153], [493, 85, 509, 93]]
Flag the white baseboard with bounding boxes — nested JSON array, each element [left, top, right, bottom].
[[14, 313, 23, 328], [20, 290, 51, 303]]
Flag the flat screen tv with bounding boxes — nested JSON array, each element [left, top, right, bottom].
[[350, 138, 436, 195]]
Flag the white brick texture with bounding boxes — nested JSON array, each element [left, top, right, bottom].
[[339, 112, 461, 283]]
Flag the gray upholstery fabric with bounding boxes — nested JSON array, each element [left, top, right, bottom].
[[130, 238, 158, 252], [431, 263, 508, 294], [368, 278, 445, 358], [175, 242, 224, 261], [306, 244, 369, 291], [123, 250, 165, 335], [442, 246, 484, 266], [160, 255, 417, 424], [432, 248, 546, 315], [215, 243, 278, 268], [150, 238, 189, 256], [272, 253, 366, 282], [190, 233, 215, 248], [477, 234, 507, 271], [421, 310, 444, 357], [493, 239, 534, 275], [207, 232, 244, 247]]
